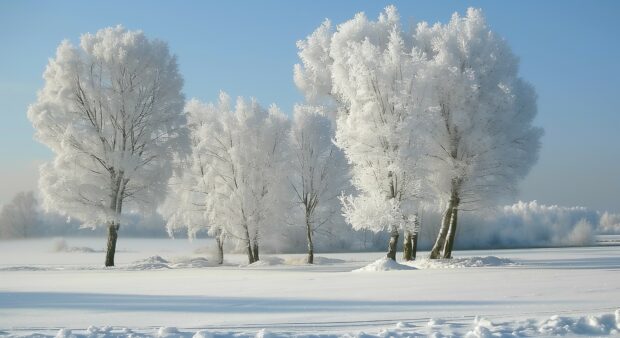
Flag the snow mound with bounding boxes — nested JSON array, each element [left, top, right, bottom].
[[411, 256, 516, 269], [352, 257, 417, 272], [170, 257, 212, 268], [245, 256, 285, 267], [85, 326, 112, 335], [427, 318, 445, 327], [255, 328, 277, 338], [284, 256, 346, 265], [55, 328, 73, 338], [192, 330, 214, 338], [157, 326, 184, 338], [538, 313, 620, 336], [126, 256, 171, 270], [465, 316, 498, 338]]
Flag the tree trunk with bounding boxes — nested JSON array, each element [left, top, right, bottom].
[[246, 240, 255, 264], [242, 221, 255, 264], [442, 206, 459, 259], [411, 230, 418, 260], [429, 178, 460, 259], [105, 221, 119, 267], [306, 216, 314, 264], [402, 230, 413, 261], [105, 174, 126, 267], [429, 204, 452, 259], [252, 240, 259, 262], [215, 234, 224, 265], [386, 227, 399, 260]]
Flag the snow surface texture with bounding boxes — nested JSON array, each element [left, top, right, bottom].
[[1, 238, 620, 337], [10, 310, 620, 337]]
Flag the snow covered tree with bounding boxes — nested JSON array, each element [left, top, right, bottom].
[[160, 102, 226, 264], [297, 7, 542, 260], [415, 9, 542, 259], [185, 94, 289, 264], [297, 6, 427, 261], [288, 105, 349, 264], [27, 26, 187, 266], [293, 20, 338, 121], [0, 191, 39, 238]]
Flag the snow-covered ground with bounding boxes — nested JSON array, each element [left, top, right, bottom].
[[0, 237, 619, 337]]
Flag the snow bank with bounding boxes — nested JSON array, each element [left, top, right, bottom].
[[352, 257, 417, 272], [411, 256, 516, 269]]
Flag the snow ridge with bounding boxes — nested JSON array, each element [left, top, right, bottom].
[[18, 309, 618, 338]]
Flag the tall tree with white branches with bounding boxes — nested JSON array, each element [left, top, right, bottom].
[[414, 9, 542, 258], [160, 103, 225, 264], [297, 6, 428, 261], [28, 26, 187, 266], [288, 105, 349, 264]]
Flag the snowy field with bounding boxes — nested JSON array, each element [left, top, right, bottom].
[[1, 238, 619, 337]]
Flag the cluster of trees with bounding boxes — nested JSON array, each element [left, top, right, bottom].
[[27, 7, 541, 266]]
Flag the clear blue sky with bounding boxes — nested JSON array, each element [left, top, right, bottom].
[[1, 0, 619, 212]]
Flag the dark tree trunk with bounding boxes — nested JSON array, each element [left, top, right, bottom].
[[105, 221, 119, 267], [306, 216, 314, 264], [411, 229, 419, 260], [442, 206, 459, 258], [403, 230, 413, 261], [386, 227, 399, 260], [429, 204, 452, 259], [430, 179, 460, 259], [215, 234, 224, 265], [252, 240, 259, 262], [242, 221, 255, 264], [246, 240, 255, 264], [105, 174, 126, 267]]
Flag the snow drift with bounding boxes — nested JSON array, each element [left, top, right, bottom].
[[412, 256, 516, 269]]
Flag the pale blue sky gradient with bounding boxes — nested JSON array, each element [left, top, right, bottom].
[[1, 1, 619, 212]]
